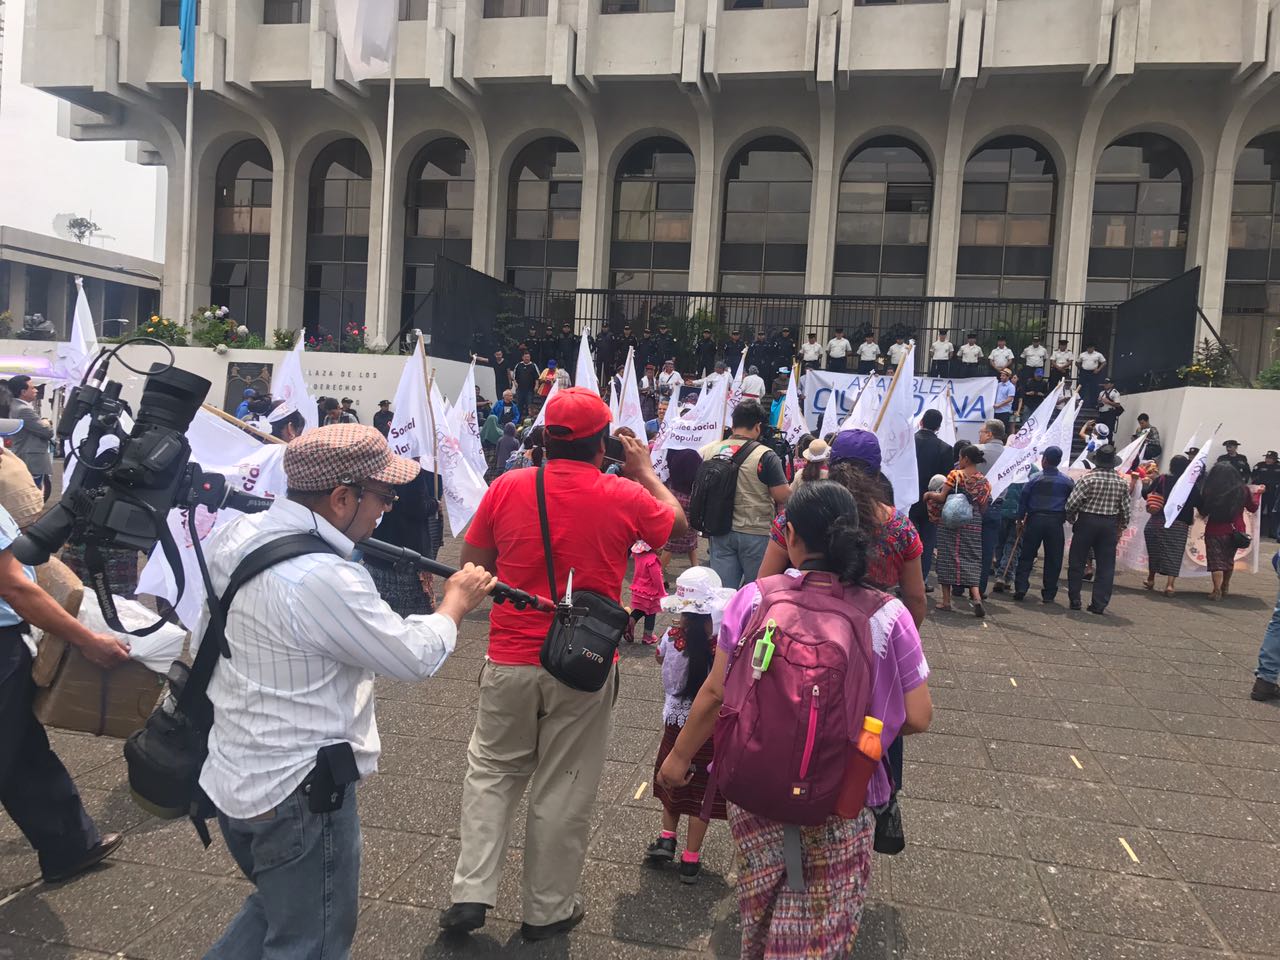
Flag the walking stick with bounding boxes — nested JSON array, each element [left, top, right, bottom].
[[999, 525, 1024, 582]]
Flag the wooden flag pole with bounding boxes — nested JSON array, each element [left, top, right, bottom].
[[420, 334, 442, 499], [201, 403, 285, 444], [872, 343, 914, 432]]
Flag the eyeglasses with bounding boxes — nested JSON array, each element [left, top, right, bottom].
[[355, 485, 398, 507]]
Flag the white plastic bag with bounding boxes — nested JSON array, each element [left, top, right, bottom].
[[79, 596, 187, 673]]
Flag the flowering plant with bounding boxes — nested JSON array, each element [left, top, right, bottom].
[[305, 321, 369, 353], [141, 314, 188, 346], [1176, 338, 1239, 387], [191, 306, 263, 349], [273, 328, 298, 350]]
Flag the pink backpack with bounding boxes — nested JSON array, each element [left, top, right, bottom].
[[711, 571, 888, 826]]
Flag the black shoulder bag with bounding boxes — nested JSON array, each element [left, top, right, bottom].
[[124, 533, 339, 842], [536, 465, 629, 692]]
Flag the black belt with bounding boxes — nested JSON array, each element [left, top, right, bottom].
[[1029, 511, 1066, 520]]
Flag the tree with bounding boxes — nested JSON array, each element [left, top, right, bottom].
[[66, 216, 101, 243]]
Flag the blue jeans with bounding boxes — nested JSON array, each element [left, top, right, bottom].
[[206, 787, 361, 960], [915, 513, 938, 583], [1256, 578, 1280, 683], [709, 531, 770, 589]]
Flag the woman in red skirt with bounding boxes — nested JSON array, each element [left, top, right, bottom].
[[646, 567, 735, 883]]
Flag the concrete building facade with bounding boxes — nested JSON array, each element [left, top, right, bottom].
[[19, 0, 1280, 373]]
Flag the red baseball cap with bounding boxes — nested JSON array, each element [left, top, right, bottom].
[[544, 387, 612, 440]]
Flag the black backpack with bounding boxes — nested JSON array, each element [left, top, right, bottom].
[[688, 440, 759, 537]]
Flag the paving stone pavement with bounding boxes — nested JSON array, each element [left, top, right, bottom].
[[2, 543, 1279, 959]]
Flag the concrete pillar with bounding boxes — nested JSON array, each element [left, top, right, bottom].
[[5, 263, 27, 322], [573, 103, 607, 291], [685, 96, 717, 292], [926, 83, 973, 298], [805, 85, 837, 299], [46, 273, 70, 338]]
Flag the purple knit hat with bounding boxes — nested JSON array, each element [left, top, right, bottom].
[[830, 429, 882, 474]]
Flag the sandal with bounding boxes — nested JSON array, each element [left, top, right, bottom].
[[1208, 589, 1222, 601], [1163, 586, 1176, 597], [934, 602, 953, 612], [1143, 578, 1155, 591]]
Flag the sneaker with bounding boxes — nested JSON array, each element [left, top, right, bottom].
[[1012, 592, 1026, 602], [678, 857, 702, 884], [41, 833, 122, 884], [642, 633, 659, 646], [522, 898, 586, 941], [1251, 677, 1280, 702], [645, 835, 676, 863], [1087, 605, 1106, 616], [973, 602, 985, 619], [439, 902, 488, 933], [1069, 600, 1082, 611]]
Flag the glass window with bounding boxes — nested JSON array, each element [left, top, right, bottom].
[[720, 136, 811, 295], [602, 0, 675, 11], [834, 136, 933, 299], [607, 137, 694, 309], [725, 0, 805, 8], [484, 0, 548, 15], [305, 139, 371, 348], [263, 0, 310, 24], [1226, 134, 1280, 289], [506, 137, 582, 289], [160, 0, 197, 26], [211, 140, 272, 337], [400, 0, 430, 18]]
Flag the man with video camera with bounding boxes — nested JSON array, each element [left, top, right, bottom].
[[443, 387, 686, 941], [198, 425, 496, 959]]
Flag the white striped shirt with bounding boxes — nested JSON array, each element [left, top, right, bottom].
[[197, 498, 458, 819]]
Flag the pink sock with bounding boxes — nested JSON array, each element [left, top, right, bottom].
[[660, 830, 677, 840], [681, 850, 701, 863]]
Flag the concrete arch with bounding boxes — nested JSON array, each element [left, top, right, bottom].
[[604, 129, 697, 184], [1094, 123, 1207, 188], [841, 128, 940, 180], [963, 125, 1071, 185], [717, 128, 816, 186]]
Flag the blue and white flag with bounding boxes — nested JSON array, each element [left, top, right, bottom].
[[179, 0, 198, 84]]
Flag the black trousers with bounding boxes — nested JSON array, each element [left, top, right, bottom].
[[1016, 513, 1066, 601], [857, 360, 877, 374], [1068, 513, 1119, 611], [827, 357, 848, 373], [929, 360, 951, 378], [0, 627, 100, 876]]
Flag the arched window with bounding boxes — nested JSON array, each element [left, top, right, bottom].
[[505, 137, 582, 290], [211, 139, 272, 337], [1090, 129, 1187, 299], [719, 136, 811, 297], [304, 139, 371, 349], [403, 137, 474, 330], [608, 137, 694, 325], [834, 136, 932, 297], [1223, 133, 1280, 377], [958, 136, 1057, 300], [1088, 133, 1192, 302]]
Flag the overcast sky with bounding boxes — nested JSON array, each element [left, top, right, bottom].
[[0, 0, 164, 260]]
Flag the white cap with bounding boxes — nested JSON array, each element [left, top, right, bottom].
[[660, 566, 736, 626]]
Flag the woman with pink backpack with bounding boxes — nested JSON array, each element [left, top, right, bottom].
[[657, 480, 933, 959]]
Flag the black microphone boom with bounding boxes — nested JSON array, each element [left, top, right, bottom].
[[357, 538, 553, 612]]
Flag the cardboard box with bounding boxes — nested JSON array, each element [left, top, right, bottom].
[[32, 556, 85, 688], [34, 646, 165, 739]]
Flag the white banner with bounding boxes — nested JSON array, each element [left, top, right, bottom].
[[53, 278, 100, 386], [617, 347, 648, 440], [448, 360, 488, 479], [1165, 439, 1213, 529], [806, 371, 997, 437], [667, 375, 730, 453], [873, 351, 919, 512], [574, 328, 598, 395], [987, 382, 1066, 501], [780, 367, 806, 446], [270, 338, 319, 434], [913, 388, 957, 447]]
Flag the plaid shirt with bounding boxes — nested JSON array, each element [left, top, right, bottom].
[[1066, 469, 1131, 526]]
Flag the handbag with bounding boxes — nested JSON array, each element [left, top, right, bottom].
[[940, 491, 973, 529], [536, 465, 629, 692], [1145, 492, 1166, 515], [1231, 529, 1252, 551]]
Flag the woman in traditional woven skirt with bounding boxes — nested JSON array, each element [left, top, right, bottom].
[[927, 446, 992, 617], [646, 567, 735, 883], [1143, 454, 1193, 596], [1198, 462, 1261, 600]]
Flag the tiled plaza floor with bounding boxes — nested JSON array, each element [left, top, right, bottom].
[[2, 544, 1278, 959]]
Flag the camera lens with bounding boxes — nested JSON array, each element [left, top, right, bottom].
[[136, 364, 211, 433], [11, 504, 76, 566]]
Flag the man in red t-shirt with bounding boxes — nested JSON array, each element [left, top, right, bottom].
[[443, 387, 685, 941]]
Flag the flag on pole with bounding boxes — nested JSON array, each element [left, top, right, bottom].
[[1180, 423, 1205, 454], [1006, 381, 1065, 452], [617, 348, 648, 440], [429, 377, 488, 536], [533, 379, 562, 429], [449, 360, 488, 478], [1115, 429, 1149, 474], [270, 337, 318, 434], [54, 278, 101, 386], [780, 366, 807, 447], [179, 0, 198, 84], [332, 0, 398, 81], [725, 348, 748, 413], [986, 382, 1067, 501], [574, 329, 599, 395], [667, 375, 730, 453], [914, 388, 957, 447], [387, 339, 437, 472], [872, 350, 919, 512], [1164, 437, 1214, 529], [817, 387, 842, 441], [840, 376, 880, 433], [649, 386, 684, 481], [1041, 395, 1081, 463]]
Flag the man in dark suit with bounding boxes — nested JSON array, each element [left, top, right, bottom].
[[7, 377, 52, 493], [910, 408, 955, 586]]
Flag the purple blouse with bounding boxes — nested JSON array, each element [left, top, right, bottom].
[[716, 571, 929, 807]]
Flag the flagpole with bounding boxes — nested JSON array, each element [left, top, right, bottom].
[[872, 344, 913, 432], [201, 403, 284, 444], [375, 68, 397, 347], [420, 334, 442, 500], [178, 82, 194, 325]]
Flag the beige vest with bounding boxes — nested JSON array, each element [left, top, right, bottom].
[[700, 438, 775, 535]]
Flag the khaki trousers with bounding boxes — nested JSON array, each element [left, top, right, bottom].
[[451, 662, 617, 926]]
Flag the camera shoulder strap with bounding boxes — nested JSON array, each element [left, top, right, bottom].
[[535, 465, 558, 602], [175, 532, 339, 722]]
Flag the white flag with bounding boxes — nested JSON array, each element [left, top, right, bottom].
[[574, 328, 599, 395], [1006, 381, 1065, 452], [387, 341, 437, 472], [429, 378, 488, 536], [270, 337, 318, 434], [986, 381, 1066, 502], [1165, 438, 1213, 529], [840, 376, 880, 433], [54, 278, 100, 385], [667, 375, 730, 453], [780, 367, 807, 447], [532, 378, 561, 429], [1115, 429, 1149, 474], [818, 385, 842, 441], [617, 348, 649, 440], [649, 386, 684, 481], [449, 360, 488, 478], [1041, 396, 1081, 465], [136, 410, 287, 630], [914, 389, 957, 448], [332, 0, 398, 81], [725, 348, 748, 413], [873, 354, 919, 512]]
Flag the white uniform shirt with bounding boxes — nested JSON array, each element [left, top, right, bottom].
[[857, 342, 881, 361], [958, 343, 985, 363], [1098, 387, 1122, 410], [887, 342, 910, 365], [988, 346, 1014, 370], [800, 341, 824, 363], [1050, 349, 1074, 369], [658, 369, 683, 394], [197, 498, 459, 819], [826, 337, 852, 358], [741, 373, 766, 397], [931, 339, 954, 360], [1079, 349, 1106, 371], [1022, 344, 1048, 367]]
